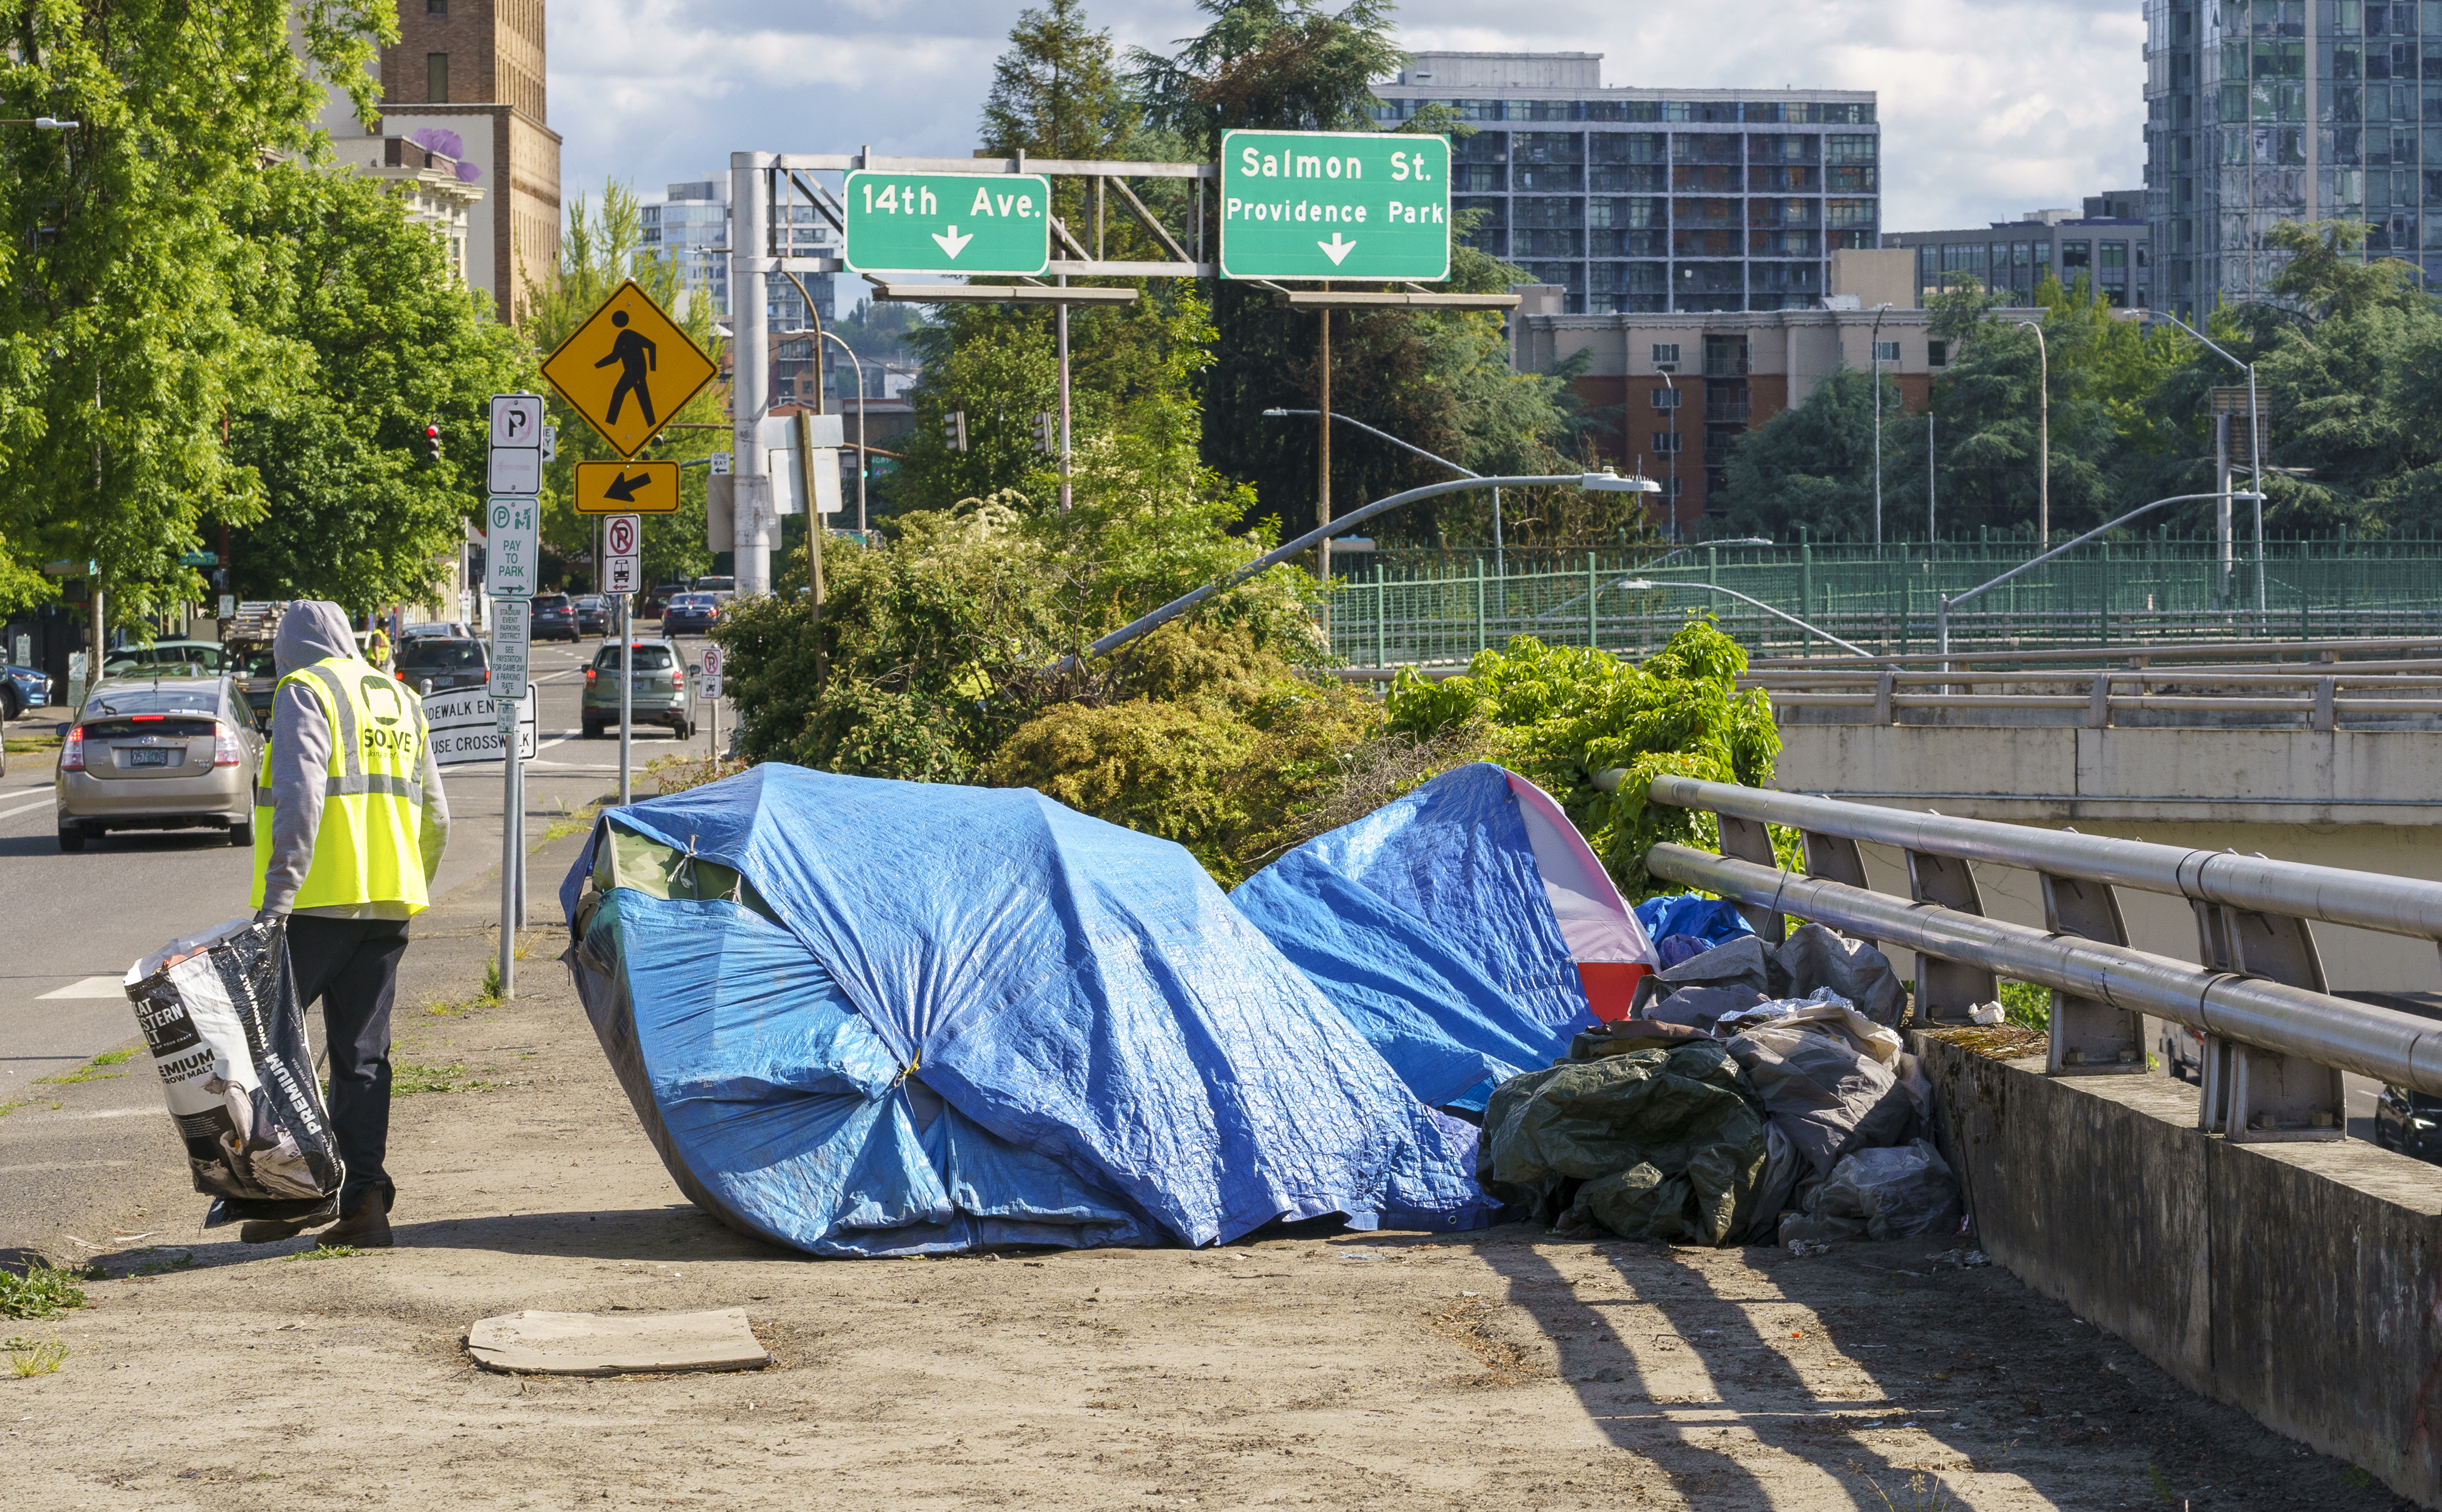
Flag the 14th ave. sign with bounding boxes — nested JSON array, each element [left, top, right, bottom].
[[1218, 130, 1452, 282], [842, 170, 1051, 276]]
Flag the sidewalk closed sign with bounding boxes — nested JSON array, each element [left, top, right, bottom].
[[426, 688, 537, 766]]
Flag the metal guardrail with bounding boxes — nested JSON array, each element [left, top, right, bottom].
[[1640, 775, 2442, 1143], [1743, 659, 2442, 728]]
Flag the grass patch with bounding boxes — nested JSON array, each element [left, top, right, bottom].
[[3, 732, 63, 755], [128, 1250, 194, 1277], [4, 1336, 66, 1377], [393, 1061, 497, 1096], [1996, 979, 2051, 1033], [0, 1261, 93, 1319], [36, 1046, 138, 1085], [0, 1098, 59, 1120], [284, 1243, 361, 1263], [647, 751, 749, 795], [539, 798, 601, 846]]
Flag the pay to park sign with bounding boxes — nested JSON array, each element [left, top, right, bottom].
[[841, 170, 1051, 276], [1217, 130, 1451, 282]]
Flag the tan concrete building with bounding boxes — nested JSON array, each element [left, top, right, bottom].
[[1511, 283, 2033, 533], [313, 0, 562, 325]]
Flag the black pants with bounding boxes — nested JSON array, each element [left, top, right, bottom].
[[285, 916, 410, 1219]]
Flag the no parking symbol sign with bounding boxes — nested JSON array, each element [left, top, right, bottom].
[[604, 513, 641, 594]]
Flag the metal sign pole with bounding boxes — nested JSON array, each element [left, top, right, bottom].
[[619, 593, 632, 806], [499, 722, 516, 998]]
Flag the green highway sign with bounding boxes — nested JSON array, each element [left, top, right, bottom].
[[842, 170, 1051, 276], [1218, 130, 1451, 282]]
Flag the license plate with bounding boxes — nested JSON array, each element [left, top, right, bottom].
[[129, 748, 172, 766]]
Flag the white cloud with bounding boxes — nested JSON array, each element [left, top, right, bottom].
[[547, 0, 2145, 236]]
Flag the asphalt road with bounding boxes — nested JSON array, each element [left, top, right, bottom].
[[0, 629, 717, 1093]]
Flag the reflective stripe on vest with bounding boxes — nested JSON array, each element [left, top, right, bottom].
[[248, 656, 431, 914]]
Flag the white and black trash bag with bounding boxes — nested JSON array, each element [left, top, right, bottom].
[[124, 918, 344, 1227]]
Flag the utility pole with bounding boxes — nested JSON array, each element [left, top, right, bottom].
[[1926, 411, 1937, 545]]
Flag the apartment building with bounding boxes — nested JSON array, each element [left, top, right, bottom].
[[2144, 0, 2440, 320], [1884, 192, 2152, 307], [1370, 52, 1879, 314]]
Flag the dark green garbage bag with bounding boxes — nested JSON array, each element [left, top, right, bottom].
[[1479, 1040, 1770, 1246]]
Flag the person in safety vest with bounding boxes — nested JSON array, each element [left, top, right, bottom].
[[366, 622, 391, 671], [240, 601, 448, 1248]]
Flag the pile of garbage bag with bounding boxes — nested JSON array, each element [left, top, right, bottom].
[[1478, 918, 1960, 1247]]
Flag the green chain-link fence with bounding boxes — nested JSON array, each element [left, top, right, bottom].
[[1325, 535, 2442, 666]]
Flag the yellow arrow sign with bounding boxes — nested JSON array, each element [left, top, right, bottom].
[[541, 280, 718, 458], [573, 459, 681, 514]]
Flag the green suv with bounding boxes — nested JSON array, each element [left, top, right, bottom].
[[582, 638, 696, 739]]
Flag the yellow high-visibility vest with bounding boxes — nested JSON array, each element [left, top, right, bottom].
[[249, 657, 431, 914]]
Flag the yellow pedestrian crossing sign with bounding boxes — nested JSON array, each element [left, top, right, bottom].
[[541, 280, 718, 458]]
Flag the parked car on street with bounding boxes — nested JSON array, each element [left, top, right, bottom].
[[573, 595, 611, 634], [402, 620, 473, 642], [691, 575, 736, 595], [639, 582, 689, 622], [662, 592, 722, 636], [530, 593, 579, 642], [54, 677, 263, 851], [2, 661, 53, 720], [393, 636, 490, 695], [582, 638, 693, 739]]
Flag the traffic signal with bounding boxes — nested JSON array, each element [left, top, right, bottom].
[[948, 410, 968, 454], [1034, 412, 1055, 454], [424, 423, 442, 463]]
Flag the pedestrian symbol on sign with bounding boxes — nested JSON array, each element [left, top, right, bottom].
[[596, 311, 658, 428]]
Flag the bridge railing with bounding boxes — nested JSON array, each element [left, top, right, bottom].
[[1743, 658, 2442, 728], [1639, 775, 2442, 1143]]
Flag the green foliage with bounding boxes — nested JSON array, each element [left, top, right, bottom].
[[224, 165, 535, 612], [1997, 979, 2052, 1033], [0, 1260, 90, 1321], [1715, 365, 1917, 543], [0, 0, 393, 630], [983, 0, 1138, 162], [521, 185, 728, 590], [1385, 619, 1779, 893], [1131, 0, 1404, 150]]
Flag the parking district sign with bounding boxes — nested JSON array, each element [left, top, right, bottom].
[[1217, 130, 1451, 282]]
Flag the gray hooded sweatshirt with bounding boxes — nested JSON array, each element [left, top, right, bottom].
[[258, 601, 449, 918]]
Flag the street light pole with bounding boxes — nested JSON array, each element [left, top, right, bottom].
[[1871, 304, 1890, 550], [1659, 369, 1679, 541], [818, 330, 869, 534], [1614, 579, 1895, 664], [1264, 406, 1514, 573], [2012, 319, 2049, 546], [2153, 309, 2265, 618]]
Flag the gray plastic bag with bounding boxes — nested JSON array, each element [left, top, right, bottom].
[[1811, 1139, 1962, 1240], [1661, 935, 1770, 995], [1771, 925, 1906, 1026], [1726, 1019, 1917, 1186]]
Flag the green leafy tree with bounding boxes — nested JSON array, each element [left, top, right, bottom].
[[223, 165, 535, 612], [1713, 366, 1921, 543], [0, 0, 391, 632], [521, 185, 728, 591], [1384, 619, 1779, 893]]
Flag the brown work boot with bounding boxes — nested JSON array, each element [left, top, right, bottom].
[[238, 1208, 336, 1245], [319, 1197, 394, 1249]]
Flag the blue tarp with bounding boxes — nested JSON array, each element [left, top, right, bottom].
[[1634, 895, 1757, 950], [1231, 762, 1646, 1114], [561, 765, 1493, 1257]]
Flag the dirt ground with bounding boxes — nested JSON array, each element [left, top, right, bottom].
[[2, 836, 2414, 1511]]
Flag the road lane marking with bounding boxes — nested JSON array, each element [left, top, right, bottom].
[[38, 976, 128, 1000], [0, 796, 56, 825]]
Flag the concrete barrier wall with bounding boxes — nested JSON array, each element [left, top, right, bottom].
[[1920, 1037, 2442, 1506]]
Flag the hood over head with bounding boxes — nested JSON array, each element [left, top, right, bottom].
[[274, 601, 360, 677]]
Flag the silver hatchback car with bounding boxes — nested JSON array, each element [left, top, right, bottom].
[[55, 676, 263, 851]]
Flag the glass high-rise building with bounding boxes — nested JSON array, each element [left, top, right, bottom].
[[1370, 52, 1879, 315], [2146, 0, 2439, 319]]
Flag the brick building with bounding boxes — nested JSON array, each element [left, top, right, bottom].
[[1510, 283, 2022, 532], [312, 0, 562, 324]]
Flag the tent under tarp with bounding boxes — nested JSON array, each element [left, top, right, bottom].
[[1231, 763, 1657, 1114], [561, 765, 1494, 1257]]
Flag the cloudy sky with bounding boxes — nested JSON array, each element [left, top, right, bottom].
[[549, 0, 2146, 265]]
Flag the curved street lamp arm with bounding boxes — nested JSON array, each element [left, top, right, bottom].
[[1063, 473, 1587, 667], [1616, 580, 1894, 665], [1945, 491, 2256, 611], [1263, 408, 1479, 478]]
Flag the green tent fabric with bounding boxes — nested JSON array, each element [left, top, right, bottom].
[[1478, 1040, 1769, 1245]]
